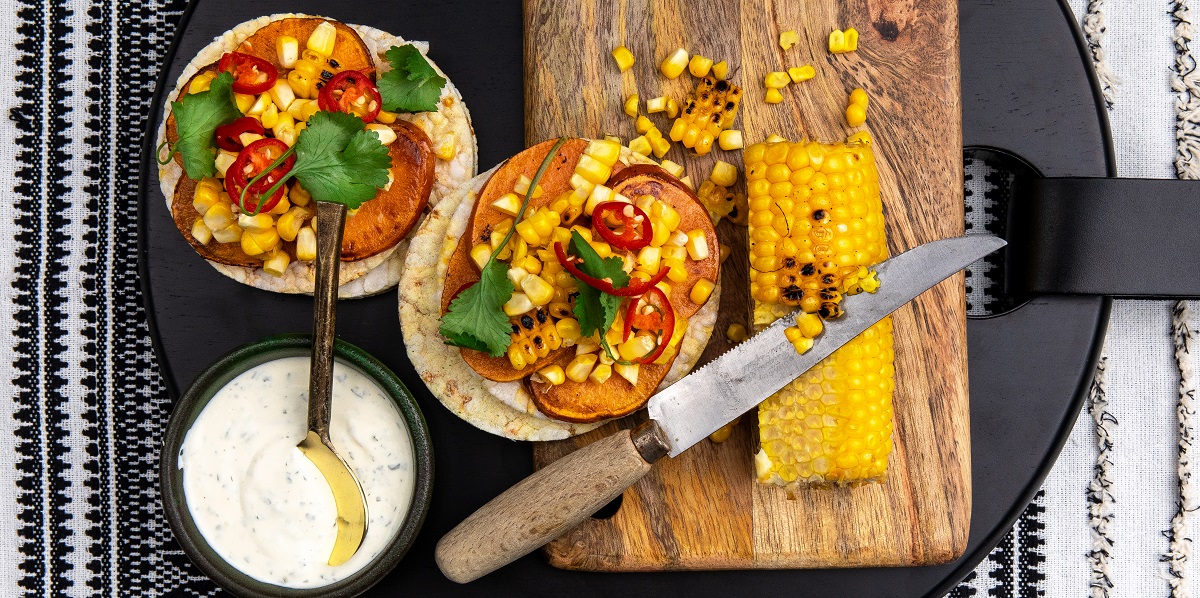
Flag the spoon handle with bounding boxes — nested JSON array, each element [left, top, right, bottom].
[[309, 200, 348, 443]]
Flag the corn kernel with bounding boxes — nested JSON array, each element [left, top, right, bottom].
[[690, 278, 715, 304], [624, 94, 639, 117], [611, 45, 635, 72], [727, 323, 748, 343], [711, 160, 738, 186], [514, 174, 544, 198], [375, 110, 397, 124], [262, 250, 290, 277], [522, 274, 555, 306], [686, 229, 710, 260], [188, 72, 215, 94], [660, 48, 689, 79], [566, 354, 598, 383], [585, 138, 622, 166], [306, 21, 337, 57], [850, 87, 869, 107], [635, 115, 653, 134], [589, 363, 613, 384], [576, 153, 612, 185], [295, 227, 316, 261], [191, 218, 212, 245], [796, 313, 824, 337], [779, 30, 800, 50], [765, 88, 784, 104], [764, 71, 791, 89], [666, 98, 680, 118], [660, 159, 685, 178], [647, 96, 668, 113], [536, 365, 566, 386], [711, 61, 729, 80], [688, 54, 713, 77], [614, 362, 640, 385], [788, 65, 816, 83], [492, 192, 523, 217], [628, 135, 652, 157], [846, 103, 867, 127], [651, 136, 671, 158], [718, 129, 744, 150]]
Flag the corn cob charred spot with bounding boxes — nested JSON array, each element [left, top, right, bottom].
[[745, 134, 894, 489]]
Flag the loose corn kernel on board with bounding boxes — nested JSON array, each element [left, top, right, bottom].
[[525, 0, 967, 570]]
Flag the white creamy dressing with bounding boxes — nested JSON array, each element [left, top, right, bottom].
[[180, 356, 415, 588]]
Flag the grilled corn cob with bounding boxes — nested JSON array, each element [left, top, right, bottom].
[[746, 135, 894, 488], [669, 77, 742, 156]]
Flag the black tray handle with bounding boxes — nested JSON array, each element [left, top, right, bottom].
[[1006, 176, 1200, 298]]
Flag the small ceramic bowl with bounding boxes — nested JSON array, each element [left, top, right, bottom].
[[160, 334, 433, 598]]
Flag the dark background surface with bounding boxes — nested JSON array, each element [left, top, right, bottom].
[[139, 0, 1111, 595]]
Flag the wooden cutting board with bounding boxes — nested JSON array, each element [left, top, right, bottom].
[[525, 0, 968, 570]]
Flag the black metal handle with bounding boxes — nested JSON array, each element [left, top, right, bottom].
[[1006, 176, 1200, 298]]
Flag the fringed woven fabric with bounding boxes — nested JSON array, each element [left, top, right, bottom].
[[1166, 301, 1198, 597], [1090, 357, 1115, 598]]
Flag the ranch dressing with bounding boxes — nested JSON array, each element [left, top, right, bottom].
[[180, 356, 415, 588]]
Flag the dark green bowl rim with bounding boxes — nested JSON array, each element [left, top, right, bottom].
[[159, 334, 434, 598]]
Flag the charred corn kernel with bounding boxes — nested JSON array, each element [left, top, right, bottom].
[[203, 202, 235, 232], [575, 153, 612, 185], [709, 420, 736, 443], [189, 72, 215, 94], [764, 71, 791, 89], [797, 313, 825, 338], [306, 21, 337, 57], [191, 218, 212, 245], [635, 115, 653, 134], [503, 293, 535, 317], [788, 65, 816, 83], [366, 123, 397, 145], [543, 321, 564, 351], [690, 278, 715, 304], [214, 150, 238, 177], [780, 30, 800, 50], [647, 96, 668, 113], [624, 94, 639, 117], [192, 178, 221, 215], [614, 362, 640, 385], [522, 275, 555, 306], [269, 79, 296, 111], [234, 92, 255, 112], [556, 317, 582, 342], [585, 138, 622, 166], [535, 365, 566, 386], [611, 45, 635, 72], [651, 136, 671, 158], [660, 160, 685, 178], [492, 192, 522, 217], [240, 227, 279, 256], [686, 229, 710, 260], [237, 213, 273, 232], [260, 103, 279, 129], [711, 160, 738, 186], [286, 71, 311, 99], [764, 88, 784, 104], [846, 103, 866, 127], [565, 354, 598, 383], [712, 60, 729, 79], [718, 129, 744, 150], [628, 135, 652, 157], [294, 227, 317, 261], [262, 250, 290, 276], [727, 323, 749, 343], [688, 54, 713, 77], [375, 109, 397, 124], [660, 48, 689, 79], [589, 363, 612, 384]]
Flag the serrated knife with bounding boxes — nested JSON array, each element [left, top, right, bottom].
[[435, 234, 1007, 583]]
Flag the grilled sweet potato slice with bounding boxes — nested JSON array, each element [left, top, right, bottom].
[[441, 138, 588, 382], [526, 164, 720, 423], [171, 120, 433, 265]]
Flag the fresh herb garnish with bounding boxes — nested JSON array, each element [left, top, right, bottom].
[[158, 71, 242, 179], [240, 111, 392, 213], [439, 137, 568, 355], [565, 230, 629, 359], [377, 45, 447, 113]]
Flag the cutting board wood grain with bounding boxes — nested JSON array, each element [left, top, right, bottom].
[[525, 0, 968, 570]]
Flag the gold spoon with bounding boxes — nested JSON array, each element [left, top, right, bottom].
[[296, 200, 368, 566]]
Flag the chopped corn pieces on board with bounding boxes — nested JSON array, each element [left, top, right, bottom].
[[525, 0, 967, 570]]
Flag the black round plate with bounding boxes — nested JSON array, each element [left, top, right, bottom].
[[138, 0, 1110, 595]]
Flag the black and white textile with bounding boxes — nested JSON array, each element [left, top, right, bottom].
[[0, 0, 1196, 596]]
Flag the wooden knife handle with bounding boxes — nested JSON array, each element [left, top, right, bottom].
[[435, 421, 669, 583]]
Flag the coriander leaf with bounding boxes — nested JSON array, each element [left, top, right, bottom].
[[289, 111, 393, 209], [439, 259, 515, 357], [170, 71, 242, 179], [378, 44, 446, 113], [567, 230, 630, 339]]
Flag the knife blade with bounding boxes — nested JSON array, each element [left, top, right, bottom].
[[648, 233, 1007, 457], [435, 234, 1006, 583]]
